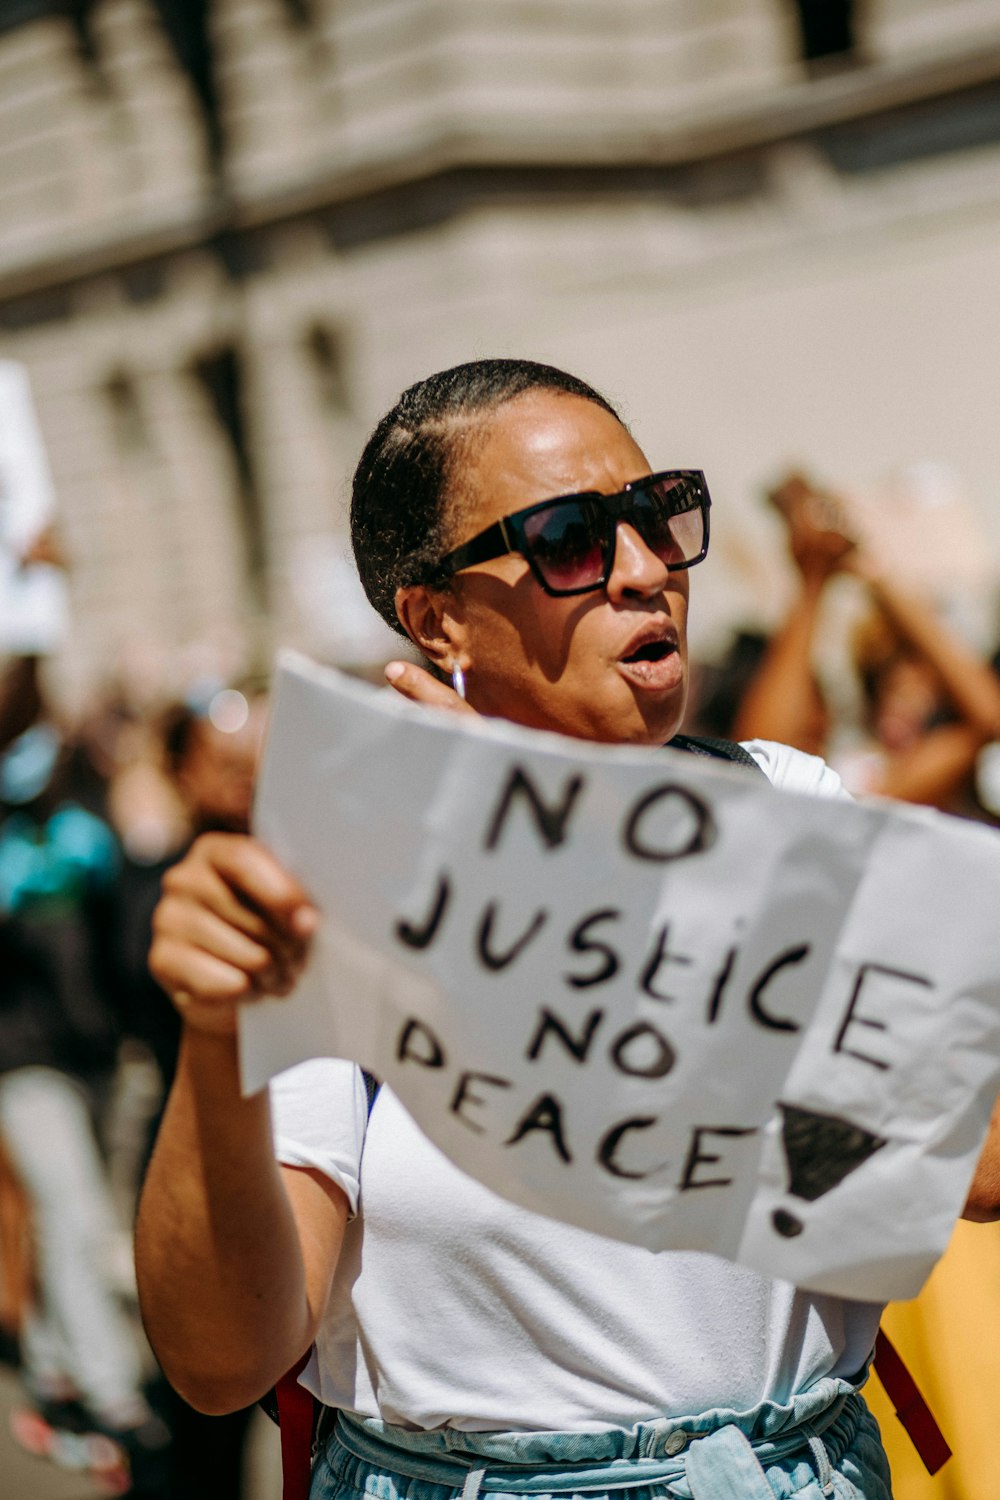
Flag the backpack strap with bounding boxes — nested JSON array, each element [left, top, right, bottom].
[[873, 1326, 951, 1475], [275, 1352, 315, 1500], [363, 1068, 381, 1114], [668, 732, 767, 777]]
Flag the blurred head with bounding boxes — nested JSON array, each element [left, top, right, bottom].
[[853, 610, 941, 751], [163, 689, 266, 834], [352, 359, 697, 745]]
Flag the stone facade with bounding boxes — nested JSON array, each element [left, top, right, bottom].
[[1, 0, 1000, 702]]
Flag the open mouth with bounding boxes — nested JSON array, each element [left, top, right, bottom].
[[617, 630, 682, 694], [622, 639, 674, 665]]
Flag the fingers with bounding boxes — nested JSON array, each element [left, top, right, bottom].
[[148, 941, 254, 1035], [190, 833, 316, 933], [384, 661, 479, 717], [150, 833, 318, 1034], [155, 894, 294, 989]]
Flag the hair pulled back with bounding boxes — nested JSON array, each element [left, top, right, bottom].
[[350, 358, 621, 635]]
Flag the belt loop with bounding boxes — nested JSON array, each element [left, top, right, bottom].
[[459, 1465, 487, 1500], [804, 1430, 834, 1497], [684, 1426, 774, 1500], [639, 1422, 664, 1458]]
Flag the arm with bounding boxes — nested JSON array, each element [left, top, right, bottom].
[[962, 1095, 1000, 1222], [136, 663, 466, 1411], [135, 834, 344, 1414], [855, 560, 1000, 808], [732, 476, 852, 753], [731, 571, 830, 751]]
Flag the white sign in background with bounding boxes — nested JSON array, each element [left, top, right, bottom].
[[0, 360, 68, 654], [243, 653, 1000, 1300]]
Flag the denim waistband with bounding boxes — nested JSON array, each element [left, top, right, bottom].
[[332, 1385, 860, 1499]]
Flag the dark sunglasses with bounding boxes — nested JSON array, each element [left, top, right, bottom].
[[428, 470, 711, 597]]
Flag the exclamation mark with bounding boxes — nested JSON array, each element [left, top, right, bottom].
[[773, 1103, 888, 1238]]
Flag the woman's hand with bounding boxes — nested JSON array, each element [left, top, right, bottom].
[[149, 833, 318, 1035], [384, 659, 480, 716]]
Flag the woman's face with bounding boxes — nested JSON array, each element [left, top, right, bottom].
[[426, 390, 691, 746]]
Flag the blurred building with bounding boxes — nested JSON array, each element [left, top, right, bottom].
[[1, 0, 1000, 701]]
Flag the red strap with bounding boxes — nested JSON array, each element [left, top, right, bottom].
[[275, 1354, 316, 1500], [873, 1326, 952, 1476]]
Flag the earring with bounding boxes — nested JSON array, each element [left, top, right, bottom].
[[451, 662, 467, 701]]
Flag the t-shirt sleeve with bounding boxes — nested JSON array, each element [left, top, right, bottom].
[[740, 739, 852, 801], [269, 1057, 368, 1215]]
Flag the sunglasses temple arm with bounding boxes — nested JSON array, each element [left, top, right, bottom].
[[434, 519, 512, 580]]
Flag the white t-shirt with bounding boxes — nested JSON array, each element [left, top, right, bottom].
[[270, 740, 882, 1431]]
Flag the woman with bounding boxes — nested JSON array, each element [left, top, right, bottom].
[[135, 359, 1000, 1500]]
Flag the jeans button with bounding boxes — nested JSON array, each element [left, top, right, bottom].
[[664, 1431, 687, 1456]]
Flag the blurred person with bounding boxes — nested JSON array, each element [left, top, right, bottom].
[[122, 684, 266, 1092], [0, 703, 169, 1495], [684, 628, 769, 741], [121, 684, 267, 1500], [164, 684, 265, 837], [732, 472, 1000, 810]]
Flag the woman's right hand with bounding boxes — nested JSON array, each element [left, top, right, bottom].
[[149, 834, 318, 1035]]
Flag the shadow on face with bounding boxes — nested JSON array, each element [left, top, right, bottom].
[[401, 390, 693, 747]]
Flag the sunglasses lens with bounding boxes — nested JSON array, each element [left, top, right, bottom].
[[633, 477, 705, 568], [522, 501, 609, 593]]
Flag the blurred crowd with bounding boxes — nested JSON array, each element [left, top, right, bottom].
[[689, 470, 1000, 823], [0, 647, 267, 1498], [2, 470, 1000, 1498]]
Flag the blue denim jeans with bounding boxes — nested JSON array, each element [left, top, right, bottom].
[[311, 1383, 893, 1500]]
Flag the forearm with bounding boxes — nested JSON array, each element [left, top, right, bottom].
[[864, 567, 1000, 737], [732, 577, 827, 749], [135, 1027, 326, 1413]]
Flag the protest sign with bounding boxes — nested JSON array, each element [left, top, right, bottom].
[[0, 362, 68, 655], [243, 652, 1000, 1299]]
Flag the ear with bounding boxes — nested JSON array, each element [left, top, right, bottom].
[[395, 583, 465, 671]]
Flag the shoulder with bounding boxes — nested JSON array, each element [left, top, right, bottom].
[[270, 1057, 370, 1215], [739, 739, 851, 801]]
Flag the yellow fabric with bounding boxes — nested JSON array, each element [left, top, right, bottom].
[[865, 1221, 1000, 1498]]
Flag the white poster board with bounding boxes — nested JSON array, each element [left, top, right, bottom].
[[243, 653, 1000, 1300], [0, 361, 68, 654]]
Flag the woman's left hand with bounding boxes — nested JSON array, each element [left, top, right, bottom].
[[385, 660, 479, 717]]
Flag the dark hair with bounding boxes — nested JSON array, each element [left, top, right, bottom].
[[161, 702, 200, 772], [350, 358, 622, 635]]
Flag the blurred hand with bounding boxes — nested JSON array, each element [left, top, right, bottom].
[[384, 660, 480, 717], [767, 472, 856, 581], [149, 833, 318, 1035]]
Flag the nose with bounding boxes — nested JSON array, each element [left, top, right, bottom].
[[605, 521, 669, 603]]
